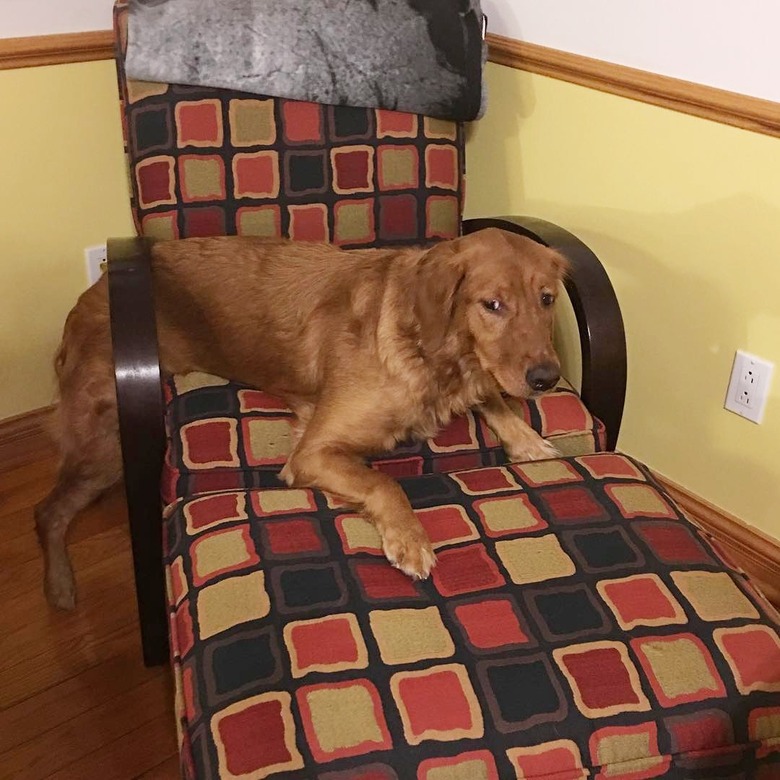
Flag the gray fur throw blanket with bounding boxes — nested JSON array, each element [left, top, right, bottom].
[[125, 0, 487, 121]]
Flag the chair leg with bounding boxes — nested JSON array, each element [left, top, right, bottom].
[[125, 492, 170, 667]]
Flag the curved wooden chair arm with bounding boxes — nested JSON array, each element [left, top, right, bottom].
[[463, 216, 627, 450], [107, 236, 168, 665]]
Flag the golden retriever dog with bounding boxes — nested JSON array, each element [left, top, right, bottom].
[[36, 228, 567, 609]]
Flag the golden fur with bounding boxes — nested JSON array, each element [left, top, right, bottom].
[[36, 228, 568, 608]]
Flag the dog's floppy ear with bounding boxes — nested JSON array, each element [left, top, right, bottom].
[[413, 239, 467, 355]]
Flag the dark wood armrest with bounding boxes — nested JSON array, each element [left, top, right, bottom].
[[107, 237, 168, 666], [463, 216, 627, 450]]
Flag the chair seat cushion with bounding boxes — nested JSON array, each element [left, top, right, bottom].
[[163, 452, 780, 779], [162, 371, 607, 505]]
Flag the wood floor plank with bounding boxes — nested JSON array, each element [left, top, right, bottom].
[[0, 676, 173, 780], [47, 712, 178, 780], [136, 754, 181, 779], [0, 644, 163, 754], [0, 436, 178, 780]]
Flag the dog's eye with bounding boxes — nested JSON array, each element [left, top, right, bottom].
[[541, 292, 555, 307], [481, 299, 504, 313]]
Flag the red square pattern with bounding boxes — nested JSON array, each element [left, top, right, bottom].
[[183, 206, 226, 237], [634, 522, 713, 565], [378, 194, 418, 240], [429, 414, 477, 452], [538, 486, 611, 524], [432, 544, 505, 597], [665, 709, 734, 755], [332, 147, 374, 193], [262, 518, 327, 558], [536, 393, 590, 437], [285, 614, 366, 677], [507, 740, 586, 780], [415, 504, 478, 548], [180, 417, 239, 469], [425, 145, 458, 189], [597, 574, 687, 630], [181, 662, 199, 723], [451, 467, 520, 495], [213, 692, 303, 777], [351, 560, 425, 602], [453, 597, 533, 651], [237, 389, 290, 413], [288, 204, 329, 242], [391, 664, 483, 745], [233, 152, 280, 199], [173, 599, 194, 659], [417, 750, 499, 779], [554, 641, 650, 718], [714, 626, 780, 694], [183, 491, 247, 534], [136, 156, 175, 208], [371, 455, 425, 478], [577, 454, 645, 480], [282, 101, 323, 143], [176, 100, 223, 147], [376, 109, 418, 138]]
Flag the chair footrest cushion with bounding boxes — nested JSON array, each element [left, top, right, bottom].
[[163, 452, 780, 779]]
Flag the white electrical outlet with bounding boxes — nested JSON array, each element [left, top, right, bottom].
[[724, 350, 774, 424], [84, 244, 107, 286]]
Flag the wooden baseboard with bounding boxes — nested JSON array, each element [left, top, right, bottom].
[[654, 471, 780, 608], [486, 33, 780, 140], [0, 31, 114, 71], [0, 405, 57, 473]]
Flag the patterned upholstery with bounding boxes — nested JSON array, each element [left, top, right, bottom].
[[163, 453, 780, 778], [114, 2, 464, 246], [161, 372, 607, 506]]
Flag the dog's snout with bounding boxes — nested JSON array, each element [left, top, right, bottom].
[[526, 362, 560, 392]]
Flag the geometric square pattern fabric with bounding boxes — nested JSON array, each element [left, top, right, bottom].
[[163, 452, 780, 778], [161, 372, 608, 506], [115, 2, 464, 248]]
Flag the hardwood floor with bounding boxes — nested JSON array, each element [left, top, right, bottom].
[[0, 437, 179, 779]]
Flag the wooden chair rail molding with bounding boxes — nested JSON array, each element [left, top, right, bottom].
[[486, 34, 780, 139], [0, 31, 113, 70], [1, 29, 777, 138], [2, 404, 780, 609]]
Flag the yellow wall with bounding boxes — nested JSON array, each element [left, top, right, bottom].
[[2, 58, 778, 540], [465, 63, 780, 538], [0, 61, 134, 420]]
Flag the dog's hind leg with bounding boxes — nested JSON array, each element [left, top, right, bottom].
[[35, 383, 123, 610]]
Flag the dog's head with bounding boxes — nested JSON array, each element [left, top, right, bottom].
[[415, 227, 569, 398]]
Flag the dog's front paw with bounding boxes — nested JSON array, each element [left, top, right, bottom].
[[382, 524, 436, 580], [507, 434, 560, 463], [278, 461, 296, 487]]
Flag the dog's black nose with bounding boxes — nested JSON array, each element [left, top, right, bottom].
[[526, 362, 560, 392]]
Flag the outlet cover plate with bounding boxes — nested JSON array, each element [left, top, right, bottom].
[[724, 349, 774, 424], [84, 244, 107, 286]]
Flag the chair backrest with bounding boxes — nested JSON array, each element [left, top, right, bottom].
[[113, 1, 465, 249]]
